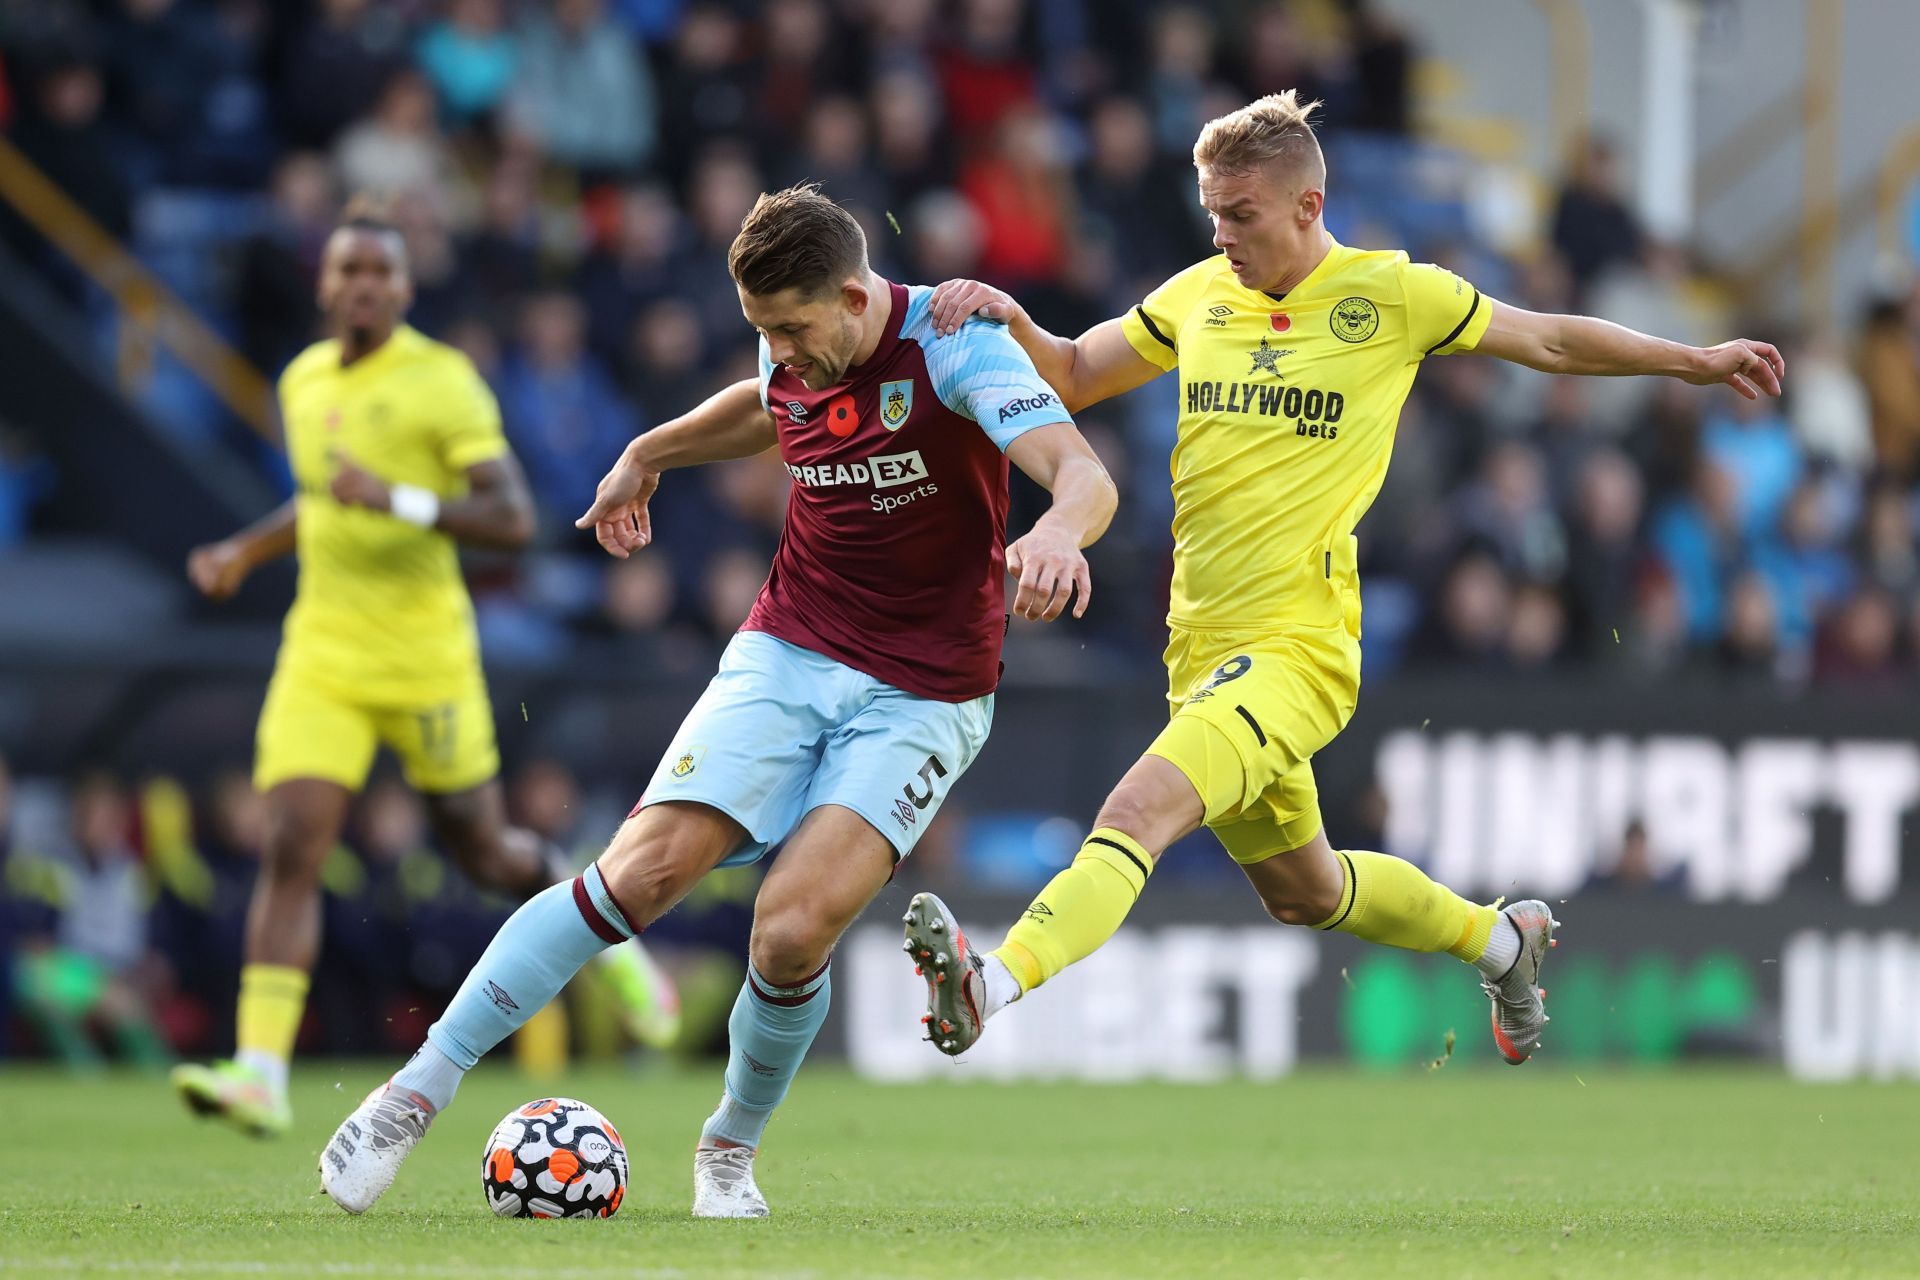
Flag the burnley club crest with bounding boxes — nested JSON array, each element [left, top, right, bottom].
[[880, 380, 913, 431]]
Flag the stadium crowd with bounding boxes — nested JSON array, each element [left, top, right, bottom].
[[3, 0, 1918, 1065], [0, 0, 1917, 687]]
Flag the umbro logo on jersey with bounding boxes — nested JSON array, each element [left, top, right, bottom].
[[1205, 304, 1232, 328], [786, 400, 809, 421]]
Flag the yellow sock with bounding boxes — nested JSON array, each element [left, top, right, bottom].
[[236, 963, 310, 1064], [992, 828, 1153, 992], [1315, 849, 1498, 961]]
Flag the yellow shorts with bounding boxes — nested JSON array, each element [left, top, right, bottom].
[[1146, 593, 1361, 865], [253, 666, 500, 795]]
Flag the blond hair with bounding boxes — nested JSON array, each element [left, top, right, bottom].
[[1192, 91, 1326, 184]]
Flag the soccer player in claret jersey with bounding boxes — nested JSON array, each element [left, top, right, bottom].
[[170, 205, 677, 1139], [904, 92, 1785, 1067], [318, 185, 1116, 1218]]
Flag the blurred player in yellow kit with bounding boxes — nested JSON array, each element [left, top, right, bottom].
[[171, 205, 677, 1137], [906, 92, 1784, 1067]]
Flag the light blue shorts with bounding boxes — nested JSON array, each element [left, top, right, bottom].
[[639, 631, 994, 864]]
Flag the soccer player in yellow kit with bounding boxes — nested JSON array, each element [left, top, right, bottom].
[[904, 92, 1784, 1065], [171, 210, 676, 1137]]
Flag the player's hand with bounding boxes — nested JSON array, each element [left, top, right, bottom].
[[187, 540, 250, 601], [575, 449, 661, 559], [329, 455, 392, 511], [929, 278, 1024, 337], [1006, 523, 1091, 623], [1686, 339, 1785, 400]]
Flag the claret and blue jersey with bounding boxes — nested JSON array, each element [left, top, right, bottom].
[[745, 280, 1073, 703]]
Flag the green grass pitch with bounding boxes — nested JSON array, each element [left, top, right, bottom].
[[2, 1062, 1915, 1278]]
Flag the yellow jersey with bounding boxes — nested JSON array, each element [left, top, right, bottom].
[[276, 325, 509, 702], [1120, 239, 1490, 634]]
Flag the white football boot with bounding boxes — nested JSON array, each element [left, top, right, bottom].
[[692, 1143, 769, 1218], [319, 1084, 435, 1214], [901, 891, 988, 1056], [1482, 899, 1560, 1064]]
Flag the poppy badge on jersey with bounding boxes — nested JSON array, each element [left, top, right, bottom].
[[879, 379, 914, 431]]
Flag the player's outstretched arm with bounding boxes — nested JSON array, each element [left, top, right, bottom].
[[1474, 300, 1785, 399], [331, 451, 536, 550], [575, 377, 776, 559], [1003, 422, 1117, 622], [929, 280, 1161, 413], [186, 498, 297, 601]]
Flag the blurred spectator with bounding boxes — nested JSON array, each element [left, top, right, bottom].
[[416, 0, 518, 127], [277, 0, 410, 149], [1344, 0, 1413, 136], [753, 0, 847, 157], [5, 59, 130, 268], [1814, 585, 1903, 686], [651, 4, 751, 186], [1587, 819, 1685, 894], [507, 0, 656, 177], [1716, 570, 1785, 685], [1146, 6, 1218, 158], [781, 95, 886, 224], [904, 190, 986, 284], [1858, 480, 1918, 600], [1414, 551, 1512, 667], [960, 107, 1074, 287], [1788, 330, 1874, 473], [13, 772, 170, 1069], [1702, 392, 1801, 542], [1231, 3, 1348, 128], [1076, 95, 1206, 287], [701, 545, 772, 637], [1506, 580, 1568, 670], [234, 151, 337, 375], [590, 551, 709, 675], [577, 183, 683, 363], [457, 158, 546, 316], [678, 143, 764, 342], [414, 0, 518, 126], [498, 292, 640, 530], [621, 298, 709, 415], [1755, 479, 1854, 656], [508, 758, 584, 854], [1451, 442, 1568, 584], [1859, 292, 1920, 480], [937, 0, 1040, 149], [1564, 449, 1644, 657], [1551, 135, 1642, 298], [1652, 460, 1743, 643], [333, 68, 462, 212], [870, 70, 950, 210]]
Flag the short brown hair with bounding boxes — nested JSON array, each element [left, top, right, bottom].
[[1193, 90, 1326, 183], [727, 183, 868, 298]]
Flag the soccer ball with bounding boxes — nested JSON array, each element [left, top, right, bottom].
[[482, 1097, 629, 1219]]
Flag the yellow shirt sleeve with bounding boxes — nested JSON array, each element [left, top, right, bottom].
[[1401, 261, 1491, 359], [1120, 260, 1215, 372], [436, 355, 510, 474]]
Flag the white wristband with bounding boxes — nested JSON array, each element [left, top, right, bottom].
[[389, 484, 441, 529]]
